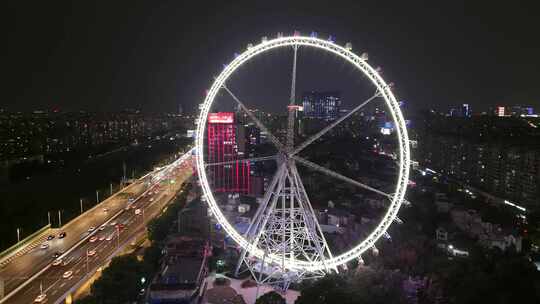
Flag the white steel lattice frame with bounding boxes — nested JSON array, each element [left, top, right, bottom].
[[195, 35, 411, 273]]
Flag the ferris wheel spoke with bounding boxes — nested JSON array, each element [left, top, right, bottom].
[[286, 44, 299, 151], [291, 91, 382, 156], [222, 84, 286, 151], [293, 155, 393, 200], [204, 155, 277, 167]]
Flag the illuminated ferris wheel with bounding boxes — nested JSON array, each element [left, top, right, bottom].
[[195, 33, 410, 287]]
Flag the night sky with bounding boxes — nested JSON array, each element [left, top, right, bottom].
[[5, 1, 540, 114]]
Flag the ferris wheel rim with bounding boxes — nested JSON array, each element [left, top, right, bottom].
[[195, 35, 410, 272]]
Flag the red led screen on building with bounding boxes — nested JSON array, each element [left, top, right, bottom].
[[208, 112, 234, 124]]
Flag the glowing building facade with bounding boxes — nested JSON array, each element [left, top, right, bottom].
[[207, 112, 250, 193]]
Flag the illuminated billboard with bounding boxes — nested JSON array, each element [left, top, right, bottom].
[[208, 112, 234, 124]]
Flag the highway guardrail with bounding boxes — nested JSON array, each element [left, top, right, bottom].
[[0, 224, 51, 267]]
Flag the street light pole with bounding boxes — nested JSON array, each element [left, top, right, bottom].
[[96, 190, 99, 203], [110, 182, 113, 196], [16, 228, 20, 243], [47, 212, 51, 226], [80, 199, 83, 214], [116, 226, 120, 248], [58, 210, 62, 227]]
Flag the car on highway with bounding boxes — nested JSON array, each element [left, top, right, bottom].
[[40, 243, 49, 249], [149, 198, 154, 202], [63, 270, 73, 279], [58, 231, 67, 238], [34, 293, 46, 303], [109, 221, 117, 226], [87, 250, 96, 257], [99, 235, 106, 241], [135, 209, 141, 215], [47, 234, 55, 241], [89, 236, 98, 243], [52, 258, 62, 266], [52, 252, 62, 258], [88, 226, 96, 232], [125, 205, 131, 211], [103, 208, 109, 213], [106, 234, 113, 241], [128, 198, 135, 203], [99, 225, 106, 231], [116, 223, 125, 230]]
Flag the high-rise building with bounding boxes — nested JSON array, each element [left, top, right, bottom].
[[497, 106, 506, 117], [449, 104, 471, 117], [462, 104, 471, 117], [417, 112, 540, 207], [207, 112, 250, 194], [509, 105, 535, 116], [302, 91, 341, 121]]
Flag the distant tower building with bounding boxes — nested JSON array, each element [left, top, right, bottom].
[[245, 124, 261, 157], [302, 91, 341, 121], [450, 104, 471, 117], [497, 106, 505, 117], [462, 104, 471, 117], [207, 112, 250, 194]]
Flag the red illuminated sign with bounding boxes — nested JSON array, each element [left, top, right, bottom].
[[208, 112, 234, 124]]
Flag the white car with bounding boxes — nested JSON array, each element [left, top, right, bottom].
[[98, 235, 106, 241], [52, 258, 62, 266], [99, 225, 106, 231], [106, 235, 113, 241], [89, 236, 98, 243], [109, 221, 117, 226], [87, 250, 96, 257], [88, 227, 96, 232], [63, 270, 73, 279], [134, 209, 141, 215], [40, 243, 49, 250], [34, 294, 46, 302], [149, 198, 154, 202]]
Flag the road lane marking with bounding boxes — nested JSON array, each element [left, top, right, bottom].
[[0, 164, 191, 303]]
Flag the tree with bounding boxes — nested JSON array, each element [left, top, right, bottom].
[[426, 251, 540, 304], [295, 270, 407, 304], [295, 274, 354, 304], [89, 255, 145, 304], [76, 295, 97, 304], [256, 291, 286, 304]]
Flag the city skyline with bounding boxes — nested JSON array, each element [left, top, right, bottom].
[[2, 3, 540, 304]]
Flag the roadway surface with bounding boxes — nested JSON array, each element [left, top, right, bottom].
[[1, 157, 193, 304], [0, 180, 147, 295]]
